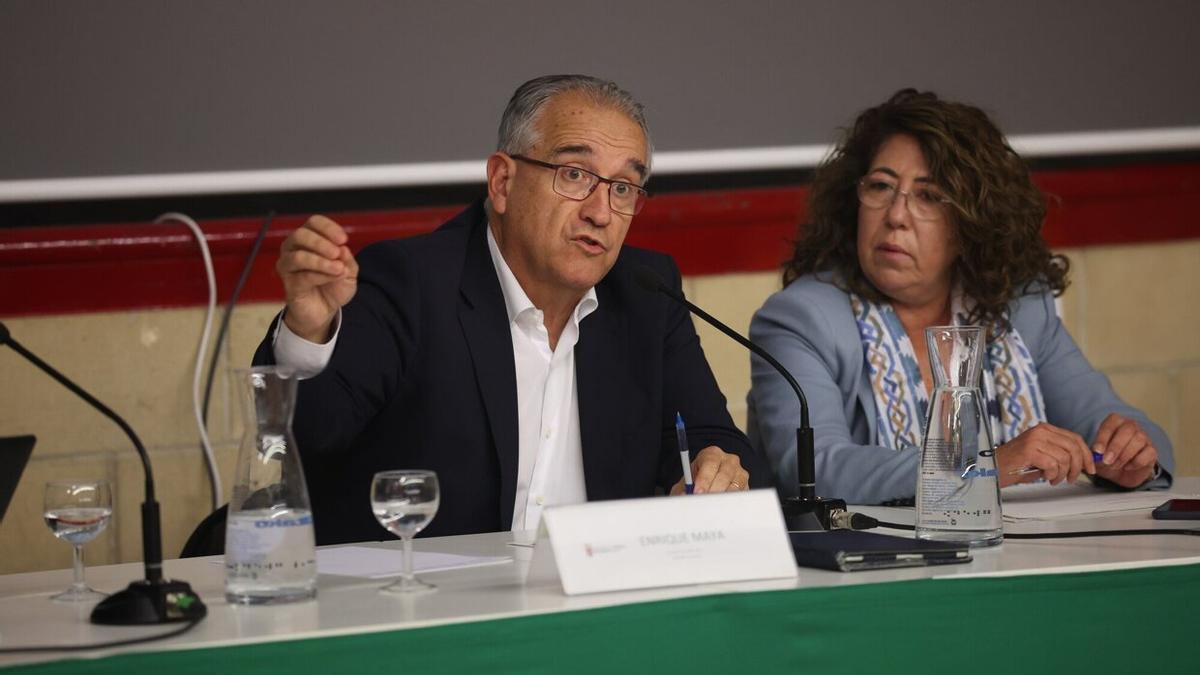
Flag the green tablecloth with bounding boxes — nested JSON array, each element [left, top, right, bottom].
[[9, 563, 1198, 675]]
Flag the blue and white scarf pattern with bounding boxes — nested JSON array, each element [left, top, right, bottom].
[[850, 292, 1047, 451]]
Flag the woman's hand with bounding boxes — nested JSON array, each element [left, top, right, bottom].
[[995, 422, 1096, 488], [1091, 413, 1158, 488]]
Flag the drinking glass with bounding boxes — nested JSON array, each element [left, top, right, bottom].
[[43, 480, 113, 602], [371, 470, 440, 594]]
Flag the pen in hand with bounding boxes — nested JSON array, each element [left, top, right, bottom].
[[1008, 451, 1106, 477], [676, 412, 694, 495]]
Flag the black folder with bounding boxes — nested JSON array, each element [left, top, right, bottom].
[[788, 530, 971, 572], [0, 435, 35, 522]]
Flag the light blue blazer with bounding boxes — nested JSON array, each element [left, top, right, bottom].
[[746, 274, 1175, 504]]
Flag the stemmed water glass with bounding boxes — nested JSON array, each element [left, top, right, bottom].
[[43, 480, 112, 602], [371, 470, 440, 594]]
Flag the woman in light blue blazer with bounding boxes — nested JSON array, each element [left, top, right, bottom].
[[747, 90, 1173, 505]]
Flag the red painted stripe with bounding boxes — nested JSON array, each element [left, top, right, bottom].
[[1, 163, 1197, 317], [1036, 163, 1200, 247]]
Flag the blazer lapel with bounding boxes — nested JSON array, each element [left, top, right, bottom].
[[575, 279, 627, 501], [458, 218, 520, 530]]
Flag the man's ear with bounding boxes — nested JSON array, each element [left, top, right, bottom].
[[486, 153, 514, 214]]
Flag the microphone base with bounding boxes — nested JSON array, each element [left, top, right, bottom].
[[90, 579, 207, 625], [780, 496, 847, 531]]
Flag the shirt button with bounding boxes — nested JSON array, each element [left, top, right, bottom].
[[543, 428, 553, 439], [536, 496, 546, 506]]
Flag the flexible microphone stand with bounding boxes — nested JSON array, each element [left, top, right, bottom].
[[0, 321, 206, 624], [631, 266, 845, 530]]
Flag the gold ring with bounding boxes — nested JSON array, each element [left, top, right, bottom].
[[729, 481, 741, 490]]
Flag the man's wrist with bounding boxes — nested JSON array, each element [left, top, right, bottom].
[[283, 312, 336, 344], [273, 309, 341, 379]]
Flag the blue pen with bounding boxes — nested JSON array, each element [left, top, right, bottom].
[[675, 412, 694, 494]]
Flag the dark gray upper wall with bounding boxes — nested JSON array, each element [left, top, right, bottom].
[[2, 0, 1197, 180]]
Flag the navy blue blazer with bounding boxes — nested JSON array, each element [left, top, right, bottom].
[[256, 200, 764, 545]]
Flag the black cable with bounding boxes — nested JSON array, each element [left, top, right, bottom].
[[867, 518, 1200, 539], [201, 210, 273, 426], [199, 211, 274, 511], [1004, 529, 1200, 539], [0, 617, 201, 654]]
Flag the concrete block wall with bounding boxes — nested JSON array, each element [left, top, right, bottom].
[[1, 239, 1196, 574], [0, 306, 278, 574]]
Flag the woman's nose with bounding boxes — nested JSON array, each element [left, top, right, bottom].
[[885, 189, 911, 228]]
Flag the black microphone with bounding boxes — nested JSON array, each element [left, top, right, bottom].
[[0, 321, 206, 624], [631, 264, 845, 530]]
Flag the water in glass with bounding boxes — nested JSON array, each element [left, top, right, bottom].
[[43, 480, 112, 602], [44, 507, 112, 545]]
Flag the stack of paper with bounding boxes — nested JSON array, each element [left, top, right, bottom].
[[1000, 481, 1197, 521]]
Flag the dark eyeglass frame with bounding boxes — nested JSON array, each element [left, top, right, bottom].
[[856, 176, 954, 221], [511, 154, 649, 216]]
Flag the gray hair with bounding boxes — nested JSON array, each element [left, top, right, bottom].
[[497, 74, 653, 177]]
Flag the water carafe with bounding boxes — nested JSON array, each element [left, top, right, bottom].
[[225, 366, 318, 603], [915, 326, 1003, 547]]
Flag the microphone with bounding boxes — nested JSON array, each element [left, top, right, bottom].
[[0, 321, 206, 624], [631, 264, 845, 530]]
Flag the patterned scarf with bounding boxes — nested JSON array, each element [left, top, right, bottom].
[[849, 292, 1046, 451]]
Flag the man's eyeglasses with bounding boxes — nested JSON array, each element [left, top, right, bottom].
[[511, 154, 649, 216], [856, 176, 953, 221]]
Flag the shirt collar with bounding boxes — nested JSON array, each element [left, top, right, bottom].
[[486, 223, 598, 326]]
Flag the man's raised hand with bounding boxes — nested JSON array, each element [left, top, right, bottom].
[[276, 215, 359, 343]]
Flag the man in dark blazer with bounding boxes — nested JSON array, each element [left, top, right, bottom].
[[258, 75, 766, 546]]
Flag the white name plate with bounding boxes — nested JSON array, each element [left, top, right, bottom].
[[541, 489, 797, 595]]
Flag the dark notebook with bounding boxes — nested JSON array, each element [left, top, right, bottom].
[[789, 530, 971, 572], [0, 435, 36, 522]]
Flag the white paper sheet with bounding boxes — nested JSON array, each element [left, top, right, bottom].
[[1000, 481, 1196, 521], [315, 547, 512, 578]]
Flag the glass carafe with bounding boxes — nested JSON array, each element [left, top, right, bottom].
[[224, 366, 318, 603], [915, 326, 1003, 547]]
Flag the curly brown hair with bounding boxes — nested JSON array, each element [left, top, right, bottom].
[[783, 89, 1069, 334]]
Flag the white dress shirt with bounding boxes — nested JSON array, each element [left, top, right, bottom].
[[273, 224, 596, 531]]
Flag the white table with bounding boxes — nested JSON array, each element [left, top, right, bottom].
[[2, 481, 1198, 671]]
